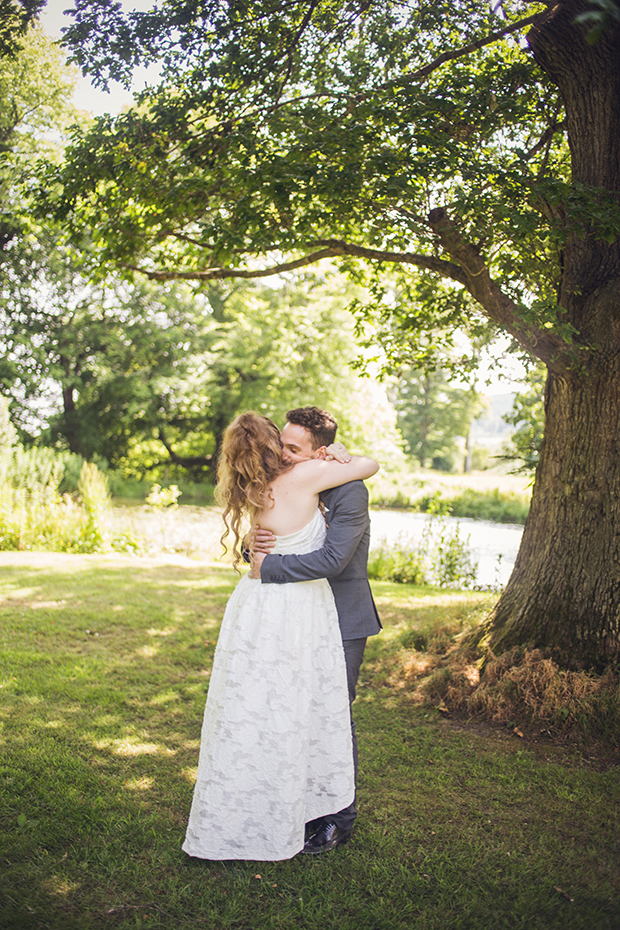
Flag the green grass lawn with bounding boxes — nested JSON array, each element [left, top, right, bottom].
[[1, 553, 618, 930]]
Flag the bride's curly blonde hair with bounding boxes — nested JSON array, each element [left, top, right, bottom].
[[215, 412, 292, 570]]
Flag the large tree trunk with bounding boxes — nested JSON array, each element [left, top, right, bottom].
[[488, 1, 620, 668], [488, 365, 620, 667]]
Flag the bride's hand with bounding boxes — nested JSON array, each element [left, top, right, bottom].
[[325, 441, 351, 463]]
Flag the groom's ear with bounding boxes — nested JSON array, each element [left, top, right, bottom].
[[314, 445, 328, 459]]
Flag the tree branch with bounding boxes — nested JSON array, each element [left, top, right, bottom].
[[156, 229, 245, 253], [522, 118, 566, 162], [172, 13, 542, 138], [309, 239, 469, 284], [121, 247, 342, 280], [157, 429, 212, 467], [275, 0, 322, 102], [427, 207, 573, 369], [394, 13, 540, 86], [122, 241, 468, 285], [122, 219, 575, 370], [273, 13, 542, 116]]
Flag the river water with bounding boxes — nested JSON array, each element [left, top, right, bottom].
[[369, 509, 524, 587], [113, 504, 524, 588]]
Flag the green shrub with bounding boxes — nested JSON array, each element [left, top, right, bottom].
[[4, 445, 64, 494], [79, 461, 110, 514], [0, 446, 140, 554], [431, 453, 457, 472], [145, 484, 181, 509], [448, 488, 530, 524], [368, 518, 478, 589], [367, 538, 427, 584], [368, 488, 415, 510], [0, 484, 96, 553], [57, 452, 87, 493], [108, 474, 214, 505], [418, 488, 529, 524], [430, 520, 478, 589]]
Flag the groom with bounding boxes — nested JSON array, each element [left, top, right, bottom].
[[250, 406, 382, 855]]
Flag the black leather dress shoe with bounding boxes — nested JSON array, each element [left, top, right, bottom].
[[300, 822, 352, 855], [304, 817, 324, 840]]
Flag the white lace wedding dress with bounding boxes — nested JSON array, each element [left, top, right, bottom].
[[182, 509, 354, 861]]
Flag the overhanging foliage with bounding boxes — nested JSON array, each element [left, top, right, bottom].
[[50, 0, 607, 372]]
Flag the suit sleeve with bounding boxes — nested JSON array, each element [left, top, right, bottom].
[[260, 482, 368, 583]]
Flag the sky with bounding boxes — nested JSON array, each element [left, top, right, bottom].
[[39, 0, 157, 115], [37, 1, 527, 396]]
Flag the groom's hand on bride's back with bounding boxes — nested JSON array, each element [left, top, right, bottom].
[[254, 526, 277, 552], [250, 525, 277, 554], [242, 525, 276, 563], [245, 526, 275, 579], [248, 550, 266, 579]]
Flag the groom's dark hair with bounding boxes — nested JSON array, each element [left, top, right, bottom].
[[286, 406, 338, 449]]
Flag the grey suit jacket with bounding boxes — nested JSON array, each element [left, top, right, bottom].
[[260, 480, 382, 640]]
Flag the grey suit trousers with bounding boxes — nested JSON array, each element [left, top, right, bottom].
[[329, 636, 367, 832]]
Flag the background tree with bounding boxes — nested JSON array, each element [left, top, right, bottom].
[[393, 366, 483, 471], [0, 27, 400, 484], [0, 0, 43, 59], [503, 364, 546, 473], [191, 273, 404, 475], [1, 232, 399, 480], [0, 25, 79, 251], [0, 394, 17, 447], [0, 229, 216, 469], [50, 0, 620, 669]]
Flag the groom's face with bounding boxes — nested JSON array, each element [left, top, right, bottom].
[[281, 422, 326, 464]]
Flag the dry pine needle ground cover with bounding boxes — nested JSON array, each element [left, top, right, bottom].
[[0, 552, 619, 930]]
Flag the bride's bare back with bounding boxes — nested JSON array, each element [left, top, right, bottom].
[[255, 456, 379, 536]]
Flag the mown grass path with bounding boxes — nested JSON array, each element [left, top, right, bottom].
[[1, 553, 618, 930]]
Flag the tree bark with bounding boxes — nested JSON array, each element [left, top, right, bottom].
[[488, 364, 620, 667], [488, 1, 620, 668], [157, 429, 213, 480], [528, 0, 620, 306], [61, 383, 84, 457]]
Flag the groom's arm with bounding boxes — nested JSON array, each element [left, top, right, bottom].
[[259, 481, 369, 583]]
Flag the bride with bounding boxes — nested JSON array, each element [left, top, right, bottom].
[[182, 412, 379, 861]]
